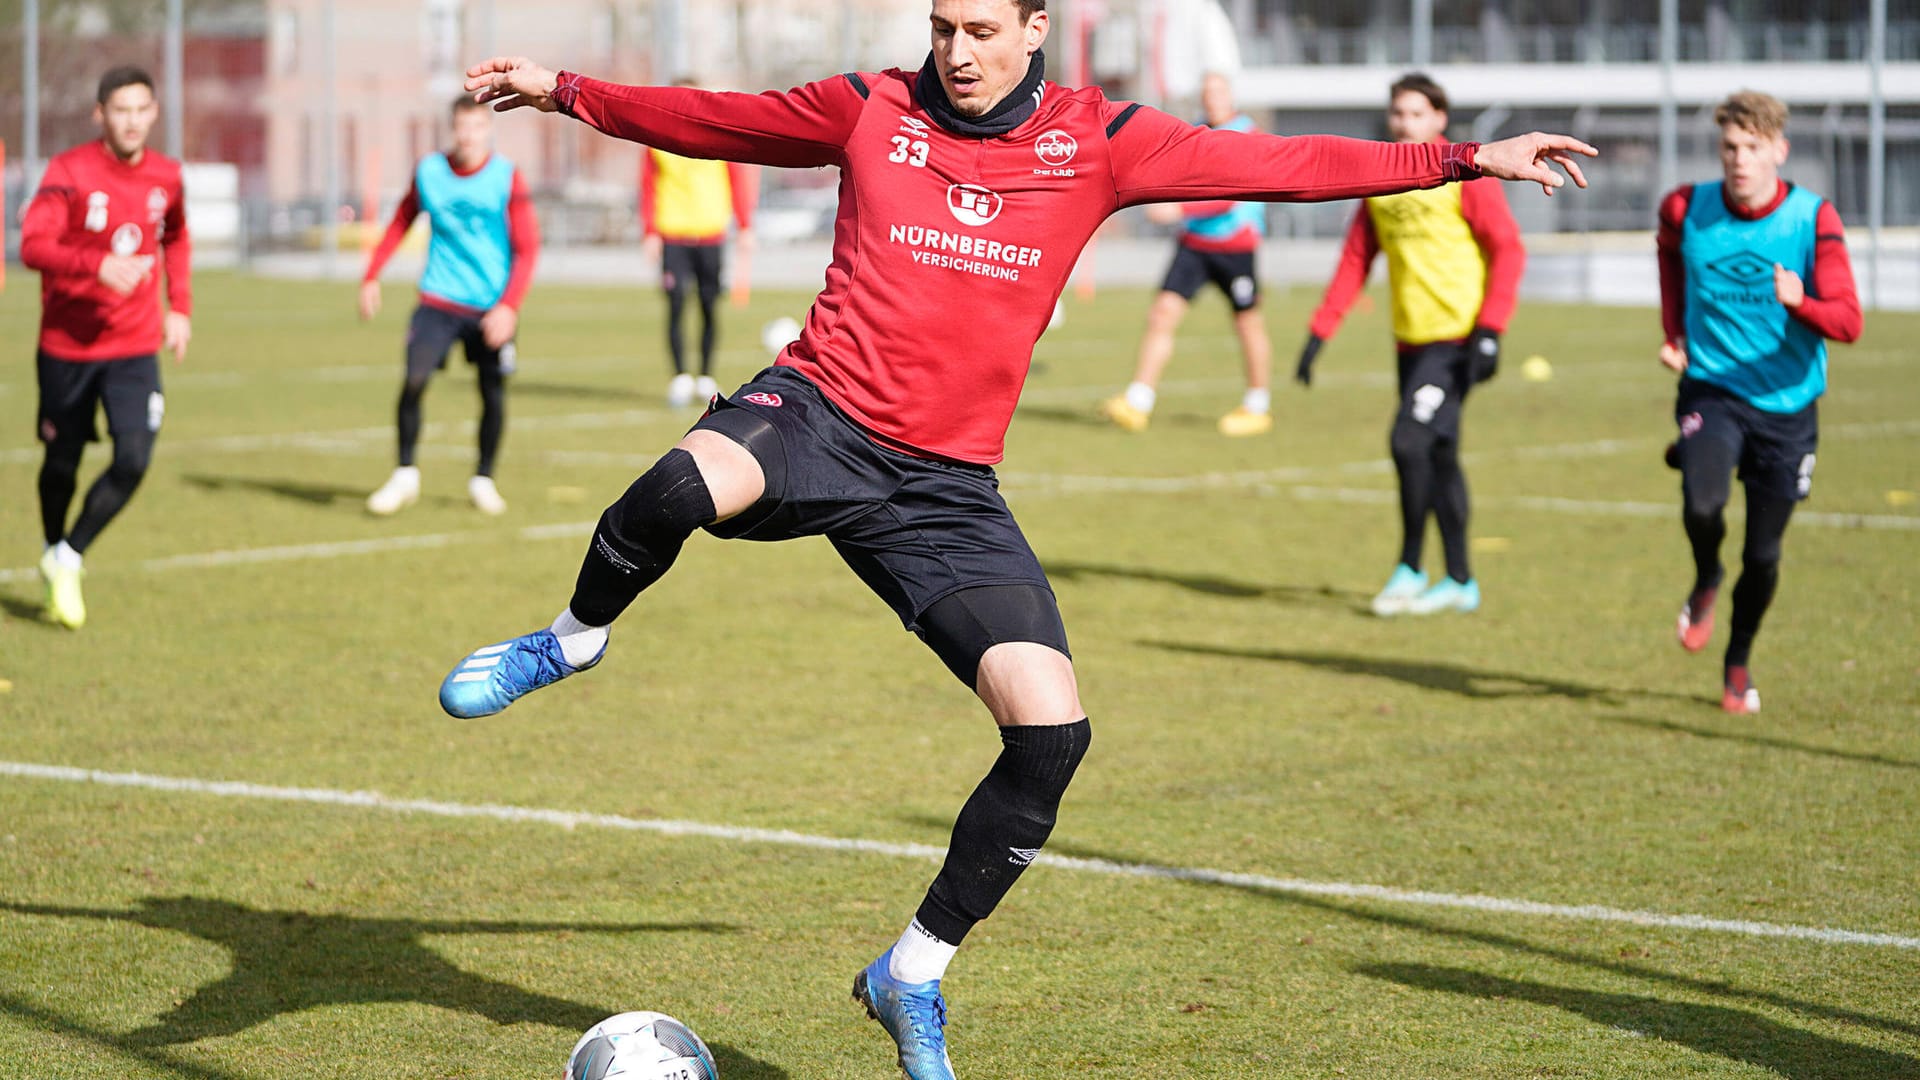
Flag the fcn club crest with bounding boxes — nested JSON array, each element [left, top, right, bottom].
[[947, 184, 1003, 227], [1034, 129, 1078, 166], [742, 392, 783, 407]]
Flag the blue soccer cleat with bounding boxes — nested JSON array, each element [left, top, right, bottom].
[[438, 629, 602, 719], [853, 948, 955, 1080], [1370, 563, 1428, 617], [1405, 576, 1481, 615]]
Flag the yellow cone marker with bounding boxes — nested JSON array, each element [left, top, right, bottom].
[[1521, 355, 1553, 382], [1887, 490, 1916, 508]]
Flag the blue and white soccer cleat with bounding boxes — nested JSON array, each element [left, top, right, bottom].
[[438, 629, 602, 719], [853, 948, 956, 1080], [1405, 576, 1481, 615], [1370, 563, 1428, 617]]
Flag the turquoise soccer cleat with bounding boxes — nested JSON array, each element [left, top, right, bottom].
[[438, 629, 602, 719], [1370, 563, 1428, 617], [1406, 576, 1481, 615], [853, 948, 956, 1080]]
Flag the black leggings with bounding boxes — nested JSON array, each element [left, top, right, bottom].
[[40, 432, 155, 553], [397, 364, 506, 477], [1681, 436, 1796, 668]]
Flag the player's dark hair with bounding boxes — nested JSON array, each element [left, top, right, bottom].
[[1014, 0, 1045, 22], [451, 94, 488, 116], [1391, 72, 1449, 113], [96, 65, 154, 105]]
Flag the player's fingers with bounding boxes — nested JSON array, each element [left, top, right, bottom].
[[1548, 153, 1589, 189], [464, 56, 525, 82], [1541, 134, 1599, 158]]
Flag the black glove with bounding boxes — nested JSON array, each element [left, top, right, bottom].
[[1467, 327, 1501, 385], [1295, 334, 1325, 387]]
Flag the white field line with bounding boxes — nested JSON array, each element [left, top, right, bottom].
[[2, 760, 1914, 951], [0, 520, 597, 585], [1280, 487, 1920, 531]]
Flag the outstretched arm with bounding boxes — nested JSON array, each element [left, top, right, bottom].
[[466, 57, 863, 170], [1107, 104, 1595, 208]]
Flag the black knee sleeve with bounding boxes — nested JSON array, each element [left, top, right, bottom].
[[916, 584, 1070, 690], [567, 449, 717, 626], [916, 718, 1092, 945]]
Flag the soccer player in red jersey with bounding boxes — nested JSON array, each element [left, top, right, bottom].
[[439, 4, 1594, 1075], [1656, 91, 1861, 714], [20, 66, 191, 630]]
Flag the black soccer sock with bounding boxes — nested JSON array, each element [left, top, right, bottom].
[[1390, 417, 1437, 570], [38, 440, 85, 546], [66, 432, 155, 554], [397, 375, 429, 468], [476, 364, 506, 478], [666, 291, 690, 376], [915, 719, 1092, 946], [1725, 492, 1794, 669], [567, 449, 716, 626], [1433, 437, 1472, 583], [698, 294, 719, 378], [1679, 432, 1737, 594]]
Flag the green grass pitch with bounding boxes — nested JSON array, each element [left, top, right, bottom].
[[1, 271, 1916, 1078]]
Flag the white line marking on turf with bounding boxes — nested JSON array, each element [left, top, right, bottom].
[[2, 760, 1914, 952]]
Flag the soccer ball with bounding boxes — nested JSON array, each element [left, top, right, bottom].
[[564, 1011, 719, 1080], [761, 316, 802, 357]]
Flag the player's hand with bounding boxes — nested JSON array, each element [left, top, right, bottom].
[[1659, 338, 1689, 374], [1474, 133, 1598, 197], [735, 228, 756, 256], [642, 233, 664, 263], [1467, 327, 1501, 384], [162, 311, 191, 364], [358, 280, 383, 321], [481, 305, 519, 350], [465, 57, 561, 113], [1774, 263, 1805, 309], [97, 253, 153, 296], [1295, 334, 1325, 387]]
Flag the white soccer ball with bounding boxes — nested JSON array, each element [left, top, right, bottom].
[[761, 316, 802, 357], [564, 1011, 719, 1080]]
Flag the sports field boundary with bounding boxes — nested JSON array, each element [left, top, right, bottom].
[[3, 760, 1914, 952]]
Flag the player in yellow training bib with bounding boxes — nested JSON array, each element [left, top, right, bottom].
[[1298, 73, 1526, 617]]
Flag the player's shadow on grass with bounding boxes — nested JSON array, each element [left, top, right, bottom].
[[0, 896, 785, 1078], [1033, 838, 1920, 1052], [1357, 963, 1920, 1080], [182, 473, 463, 511], [1599, 713, 1920, 772], [1147, 640, 1701, 706], [0, 592, 49, 623], [1047, 561, 1363, 607]]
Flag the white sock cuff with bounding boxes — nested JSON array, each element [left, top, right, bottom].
[[1243, 387, 1272, 414], [888, 919, 959, 985], [1124, 382, 1157, 413]]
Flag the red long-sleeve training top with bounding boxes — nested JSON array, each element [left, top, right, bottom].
[[21, 141, 192, 362], [556, 68, 1482, 463]]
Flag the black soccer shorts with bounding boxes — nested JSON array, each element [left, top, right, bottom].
[[1159, 243, 1261, 312], [1674, 377, 1819, 503], [405, 304, 515, 381], [36, 351, 162, 446]]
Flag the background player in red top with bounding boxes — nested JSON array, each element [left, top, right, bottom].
[[1297, 74, 1525, 617], [20, 65, 192, 630], [440, 4, 1593, 1075]]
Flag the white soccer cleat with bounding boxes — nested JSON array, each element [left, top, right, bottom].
[[468, 475, 508, 516], [694, 375, 720, 403], [366, 466, 421, 516], [666, 372, 697, 408]]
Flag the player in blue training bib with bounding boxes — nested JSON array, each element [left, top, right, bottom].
[[359, 95, 541, 518], [1101, 73, 1276, 438], [1654, 90, 1862, 715]]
